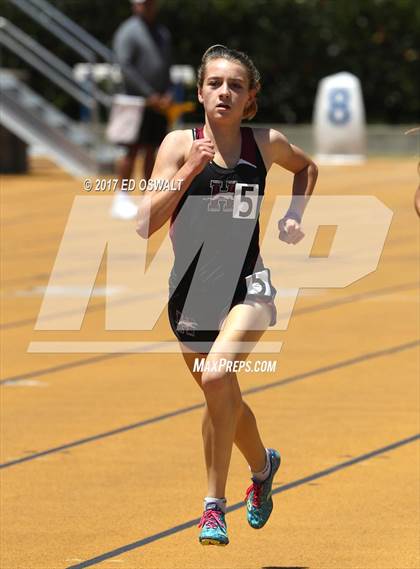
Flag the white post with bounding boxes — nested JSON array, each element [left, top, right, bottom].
[[313, 72, 366, 165]]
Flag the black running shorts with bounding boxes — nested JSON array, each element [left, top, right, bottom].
[[168, 268, 277, 353]]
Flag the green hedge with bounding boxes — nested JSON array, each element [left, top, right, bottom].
[[1, 0, 419, 123]]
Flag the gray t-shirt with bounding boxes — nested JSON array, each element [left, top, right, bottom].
[[113, 15, 171, 97]]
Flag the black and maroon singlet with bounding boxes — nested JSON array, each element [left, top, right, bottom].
[[168, 126, 277, 352]]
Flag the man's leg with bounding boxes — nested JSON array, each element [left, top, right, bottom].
[[142, 144, 157, 181], [111, 144, 139, 219]]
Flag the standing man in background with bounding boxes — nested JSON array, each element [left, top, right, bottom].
[[111, 0, 172, 219]]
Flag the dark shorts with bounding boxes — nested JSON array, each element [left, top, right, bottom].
[[168, 268, 277, 353], [136, 107, 167, 147]]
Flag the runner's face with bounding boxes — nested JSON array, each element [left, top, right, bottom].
[[198, 59, 255, 122]]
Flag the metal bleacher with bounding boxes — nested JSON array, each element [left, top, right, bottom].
[[0, 0, 118, 176]]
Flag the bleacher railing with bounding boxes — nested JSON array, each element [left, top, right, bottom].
[[2, 0, 116, 165], [9, 0, 113, 62]]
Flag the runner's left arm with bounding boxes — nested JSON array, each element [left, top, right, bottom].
[[269, 129, 318, 244]]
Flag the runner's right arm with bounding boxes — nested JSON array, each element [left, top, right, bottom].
[[136, 130, 214, 238]]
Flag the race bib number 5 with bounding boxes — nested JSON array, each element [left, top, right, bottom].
[[233, 183, 259, 219]]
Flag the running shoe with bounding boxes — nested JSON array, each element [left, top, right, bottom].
[[245, 448, 281, 529], [198, 502, 229, 546], [110, 193, 138, 220]]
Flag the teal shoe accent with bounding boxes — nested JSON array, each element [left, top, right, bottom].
[[198, 503, 229, 546], [245, 448, 281, 529]]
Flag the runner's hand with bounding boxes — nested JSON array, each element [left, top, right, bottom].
[[186, 138, 215, 175], [278, 217, 305, 244]]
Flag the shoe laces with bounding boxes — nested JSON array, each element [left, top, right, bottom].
[[245, 481, 262, 508], [197, 509, 224, 529]]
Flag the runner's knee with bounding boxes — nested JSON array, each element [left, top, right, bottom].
[[201, 361, 241, 408]]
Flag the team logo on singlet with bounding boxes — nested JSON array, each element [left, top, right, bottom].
[[204, 180, 260, 219], [204, 180, 236, 212]]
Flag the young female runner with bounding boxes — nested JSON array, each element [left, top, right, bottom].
[[136, 45, 318, 546]]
